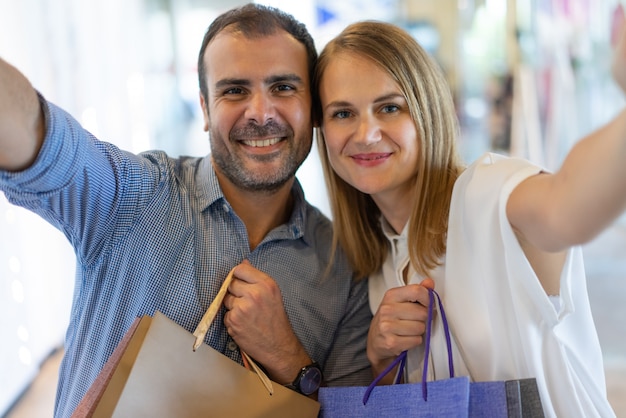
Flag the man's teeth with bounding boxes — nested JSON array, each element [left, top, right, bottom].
[[242, 138, 281, 147]]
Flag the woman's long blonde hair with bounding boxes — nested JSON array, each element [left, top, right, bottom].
[[313, 21, 465, 279]]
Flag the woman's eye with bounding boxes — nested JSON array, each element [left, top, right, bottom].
[[332, 110, 351, 119], [381, 104, 400, 113]]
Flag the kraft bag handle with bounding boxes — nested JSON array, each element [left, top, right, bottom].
[[362, 288, 453, 404], [192, 267, 274, 395]]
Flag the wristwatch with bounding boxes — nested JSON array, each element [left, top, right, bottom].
[[286, 362, 323, 395]]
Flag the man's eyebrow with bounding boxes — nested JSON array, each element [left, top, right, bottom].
[[214, 78, 250, 89], [265, 73, 304, 85]]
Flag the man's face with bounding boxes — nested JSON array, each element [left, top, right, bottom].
[[200, 29, 312, 193]]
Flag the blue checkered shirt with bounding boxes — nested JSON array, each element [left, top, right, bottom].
[[0, 97, 372, 418]]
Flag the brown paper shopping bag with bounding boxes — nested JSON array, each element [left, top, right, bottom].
[[72, 268, 320, 417]]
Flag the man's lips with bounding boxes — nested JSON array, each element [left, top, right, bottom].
[[240, 137, 282, 147]]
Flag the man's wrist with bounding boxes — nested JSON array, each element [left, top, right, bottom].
[[285, 361, 323, 395]]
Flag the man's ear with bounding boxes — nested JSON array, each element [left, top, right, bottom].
[[199, 91, 210, 132]]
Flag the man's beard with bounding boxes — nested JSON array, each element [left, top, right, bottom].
[[210, 121, 311, 194]]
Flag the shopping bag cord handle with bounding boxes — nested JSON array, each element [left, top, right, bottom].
[[421, 288, 454, 401], [362, 288, 453, 404]]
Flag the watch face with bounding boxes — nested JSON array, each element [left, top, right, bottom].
[[299, 366, 322, 395]]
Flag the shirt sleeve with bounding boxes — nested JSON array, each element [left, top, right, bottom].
[[322, 276, 373, 386], [0, 94, 165, 266], [0, 94, 91, 194]]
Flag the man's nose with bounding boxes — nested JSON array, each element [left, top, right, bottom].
[[244, 92, 276, 125]]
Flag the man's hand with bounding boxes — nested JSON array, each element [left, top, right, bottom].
[[222, 260, 311, 385]]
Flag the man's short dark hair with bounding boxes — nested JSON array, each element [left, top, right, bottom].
[[197, 3, 317, 102]]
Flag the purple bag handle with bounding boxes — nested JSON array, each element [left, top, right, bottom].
[[362, 288, 453, 404]]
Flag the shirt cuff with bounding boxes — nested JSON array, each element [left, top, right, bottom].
[[0, 93, 84, 195]]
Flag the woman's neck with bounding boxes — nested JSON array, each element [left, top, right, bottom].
[[372, 189, 415, 235]]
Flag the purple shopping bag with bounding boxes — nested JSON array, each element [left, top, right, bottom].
[[318, 289, 544, 418]]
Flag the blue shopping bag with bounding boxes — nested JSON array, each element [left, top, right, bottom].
[[470, 378, 544, 417], [318, 376, 470, 418], [318, 289, 544, 418]]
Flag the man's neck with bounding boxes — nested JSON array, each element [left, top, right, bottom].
[[218, 174, 295, 251]]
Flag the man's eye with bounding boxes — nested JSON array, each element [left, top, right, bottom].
[[224, 87, 245, 95], [275, 84, 295, 92]]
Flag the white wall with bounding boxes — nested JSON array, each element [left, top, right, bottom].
[[0, 0, 146, 413]]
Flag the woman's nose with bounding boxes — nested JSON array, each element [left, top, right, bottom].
[[355, 116, 382, 145]]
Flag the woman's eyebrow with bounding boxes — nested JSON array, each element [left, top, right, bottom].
[[372, 92, 405, 103]]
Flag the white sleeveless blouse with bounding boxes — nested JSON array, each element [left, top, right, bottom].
[[369, 153, 614, 418]]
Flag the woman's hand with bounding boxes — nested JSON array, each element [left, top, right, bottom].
[[366, 278, 434, 383]]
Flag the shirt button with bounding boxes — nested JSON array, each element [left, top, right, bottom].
[[227, 341, 238, 351]]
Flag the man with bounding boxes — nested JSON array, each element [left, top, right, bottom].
[[0, 4, 371, 417]]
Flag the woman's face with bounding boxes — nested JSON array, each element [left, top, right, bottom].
[[319, 52, 419, 204]]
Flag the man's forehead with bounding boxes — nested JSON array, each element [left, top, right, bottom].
[[206, 26, 288, 55], [203, 29, 309, 84], [215, 23, 276, 40]]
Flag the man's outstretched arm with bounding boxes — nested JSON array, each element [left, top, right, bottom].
[[0, 57, 45, 172]]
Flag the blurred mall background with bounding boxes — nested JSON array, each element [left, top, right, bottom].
[[1, 0, 625, 416]]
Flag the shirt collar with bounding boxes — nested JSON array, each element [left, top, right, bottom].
[[195, 156, 309, 244], [380, 215, 409, 242], [196, 156, 225, 209], [380, 215, 410, 272]]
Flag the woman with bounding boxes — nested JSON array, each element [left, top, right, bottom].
[[313, 20, 625, 417]]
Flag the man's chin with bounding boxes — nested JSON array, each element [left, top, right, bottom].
[[238, 177, 291, 194], [227, 165, 295, 194]]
